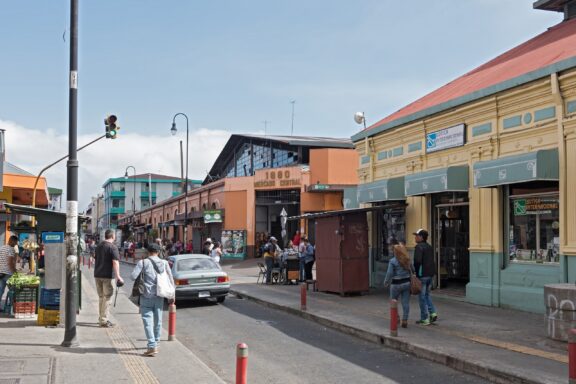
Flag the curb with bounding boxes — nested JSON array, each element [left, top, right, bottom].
[[230, 288, 546, 384]]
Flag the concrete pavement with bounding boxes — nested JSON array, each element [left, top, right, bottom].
[[222, 258, 567, 384], [0, 265, 226, 384]]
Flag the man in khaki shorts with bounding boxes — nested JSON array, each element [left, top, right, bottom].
[[94, 229, 124, 327]]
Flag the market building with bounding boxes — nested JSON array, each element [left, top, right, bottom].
[[351, 1, 576, 313], [119, 134, 359, 258]]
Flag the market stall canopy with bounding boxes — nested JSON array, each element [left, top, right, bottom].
[[357, 177, 405, 204], [5, 203, 89, 234], [404, 166, 469, 196], [3, 173, 49, 207], [288, 203, 407, 221], [473, 149, 559, 188]]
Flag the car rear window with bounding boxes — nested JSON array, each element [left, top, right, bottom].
[[176, 258, 219, 272]]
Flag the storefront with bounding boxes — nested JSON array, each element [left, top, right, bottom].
[[352, 8, 576, 312]]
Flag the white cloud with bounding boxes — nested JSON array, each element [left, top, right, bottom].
[[1, 119, 231, 210]]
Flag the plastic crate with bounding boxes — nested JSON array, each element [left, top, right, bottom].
[[12, 286, 38, 304], [13, 301, 36, 318], [37, 308, 60, 326], [39, 288, 60, 309]]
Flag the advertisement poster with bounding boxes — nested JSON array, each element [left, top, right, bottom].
[[221, 230, 246, 259], [426, 123, 466, 153]]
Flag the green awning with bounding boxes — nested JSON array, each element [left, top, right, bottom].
[[405, 166, 469, 196], [473, 149, 559, 188], [357, 177, 405, 203], [343, 187, 359, 209]]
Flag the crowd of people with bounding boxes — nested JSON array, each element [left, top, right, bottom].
[[261, 230, 315, 284]]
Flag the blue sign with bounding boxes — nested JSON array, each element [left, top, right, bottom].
[[426, 123, 466, 153], [42, 232, 64, 244]]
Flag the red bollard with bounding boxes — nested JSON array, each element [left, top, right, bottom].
[[300, 282, 307, 311], [390, 299, 398, 337], [570, 329, 576, 383], [236, 343, 248, 384], [168, 303, 176, 341]]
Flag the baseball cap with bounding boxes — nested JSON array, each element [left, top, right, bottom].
[[412, 228, 428, 237], [147, 243, 162, 253], [269, 236, 277, 242]]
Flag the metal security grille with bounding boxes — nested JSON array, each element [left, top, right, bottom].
[[255, 189, 300, 205]]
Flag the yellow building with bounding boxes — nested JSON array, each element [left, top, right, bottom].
[[352, 2, 576, 313]]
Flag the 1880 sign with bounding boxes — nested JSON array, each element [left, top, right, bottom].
[[254, 169, 300, 188]]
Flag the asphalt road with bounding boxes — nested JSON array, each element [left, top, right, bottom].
[[119, 263, 488, 384]]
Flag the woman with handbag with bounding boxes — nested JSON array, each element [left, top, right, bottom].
[[130, 243, 175, 357], [383, 244, 413, 328]]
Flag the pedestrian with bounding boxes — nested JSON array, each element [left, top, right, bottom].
[[0, 235, 19, 309], [298, 236, 307, 282], [292, 230, 301, 248], [185, 239, 193, 254], [131, 243, 175, 357], [211, 241, 222, 264], [413, 229, 438, 326], [263, 236, 279, 283], [175, 240, 183, 254], [203, 238, 213, 256], [383, 244, 413, 328], [93, 229, 124, 328], [155, 238, 166, 259], [302, 238, 315, 281]]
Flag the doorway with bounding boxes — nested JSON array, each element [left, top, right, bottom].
[[433, 196, 469, 295]]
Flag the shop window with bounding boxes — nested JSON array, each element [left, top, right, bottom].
[[375, 207, 406, 263], [508, 184, 559, 264]]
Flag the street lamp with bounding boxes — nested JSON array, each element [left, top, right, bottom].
[[124, 166, 136, 215], [170, 113, 189, 246]]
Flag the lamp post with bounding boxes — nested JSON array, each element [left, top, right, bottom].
[[171, 113, 189, 246], [124, 166, 136, 215]]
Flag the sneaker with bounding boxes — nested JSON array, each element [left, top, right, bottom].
[[143, 348, 157, 357], [416, 319, 431, 326], [430, 313, 438, 323], [99, 320, 115, 328]]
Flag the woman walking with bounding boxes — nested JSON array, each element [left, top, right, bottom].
[[131, 243, 175, 356], [211, 241, 223, 264], [383, 244, 413, 328]]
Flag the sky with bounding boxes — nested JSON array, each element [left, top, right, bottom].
[[0, 1, 563, 209]]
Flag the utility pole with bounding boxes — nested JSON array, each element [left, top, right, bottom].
[[62, 0, 79, 348], [290, 100, 296, 136]]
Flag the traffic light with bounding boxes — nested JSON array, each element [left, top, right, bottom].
[[105, 115, 119, 139]]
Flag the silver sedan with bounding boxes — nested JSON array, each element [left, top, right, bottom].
[[168, 254, 230, 303]]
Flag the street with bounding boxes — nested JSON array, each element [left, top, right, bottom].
[[119, 263, 488, 384]]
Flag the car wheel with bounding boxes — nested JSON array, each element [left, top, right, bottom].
[[216, 296, 226, 303]]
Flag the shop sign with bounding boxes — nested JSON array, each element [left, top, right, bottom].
[[42, 232, 64, 244], [203, 209, 223, 223], [513, 198, 559, 216], [310, 184, 331, 191], [426, 123, 466, 153], [254, 169, 301, 189]]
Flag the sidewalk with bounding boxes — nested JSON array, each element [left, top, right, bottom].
[[223, 258, 567, 384], [0, 266, 225, 384]]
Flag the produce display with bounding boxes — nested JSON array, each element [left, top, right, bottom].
[[7, 271, 40, 289]]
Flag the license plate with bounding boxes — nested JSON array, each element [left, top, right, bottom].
[[198, 291, 211, 298]]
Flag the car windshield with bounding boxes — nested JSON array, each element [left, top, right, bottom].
[[177, 258, 219, 272]]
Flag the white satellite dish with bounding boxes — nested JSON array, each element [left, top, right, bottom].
[[354, 112, 365, 125]]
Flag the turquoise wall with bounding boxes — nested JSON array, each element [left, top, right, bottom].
[[467, 251, 563, 313]]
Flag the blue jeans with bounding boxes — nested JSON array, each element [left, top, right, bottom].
[[390, 282, 411, 321], [140, 296, 164, 349], [265, 257, 274, 283], [299, 258, 306, 281], [0, 273, 12, 309], [419, 276, 436, 321]]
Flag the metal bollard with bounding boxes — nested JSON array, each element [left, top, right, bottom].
[[570, 329, 576, 383], [390, 299, 398, 337], [168, 303, 176, 341], [300, 282, 307, 311], [236, 343, 248, 384]]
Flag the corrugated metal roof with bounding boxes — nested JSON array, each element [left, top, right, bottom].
[[354, 18, 576, 141], [240, 134, 353, 148]]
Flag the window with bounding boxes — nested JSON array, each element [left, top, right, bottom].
[[375, 207, 406, 263], [508, 183, 559, 264], [111, 182, 125, 192], [111, 199, 124, 208]]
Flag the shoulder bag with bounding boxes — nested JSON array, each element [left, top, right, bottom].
[[409, 264, 422, 295], [155, 260, 175, 299], [129, 259, 147, 306]]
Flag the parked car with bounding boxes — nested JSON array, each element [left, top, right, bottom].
[[168, 254, 230, 303]]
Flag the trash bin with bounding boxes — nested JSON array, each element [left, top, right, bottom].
[[284, 252, 300, 283]]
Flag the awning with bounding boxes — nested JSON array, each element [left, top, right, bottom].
[[357, 177, 405, 204], [288, 203, 407, 221], [473, 149, 559, 188], [405, 166, 469, 196]]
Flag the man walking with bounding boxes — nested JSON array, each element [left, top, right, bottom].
[[94, 229, 124, 327], [413, 229, 437, 326], [131, 243, 175, 357], [263, 237, 279, 284], [0, 235, 19, 309]]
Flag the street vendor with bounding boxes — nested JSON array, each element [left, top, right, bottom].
[[0, 235, 19, 310], [263, 236, 280, 284]]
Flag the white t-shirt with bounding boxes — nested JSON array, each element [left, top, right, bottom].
[[211, 248, 221, 263]]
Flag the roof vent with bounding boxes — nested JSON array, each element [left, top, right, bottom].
[[534, 0, 576, 20]]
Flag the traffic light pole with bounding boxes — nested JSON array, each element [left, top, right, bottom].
[[62, 0, 79, 348]]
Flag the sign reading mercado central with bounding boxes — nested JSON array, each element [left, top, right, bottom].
[[254, 169, 301, 189], [426, 123, 466, 153]]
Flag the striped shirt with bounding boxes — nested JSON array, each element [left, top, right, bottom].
[[0, 244, 16, 275]]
